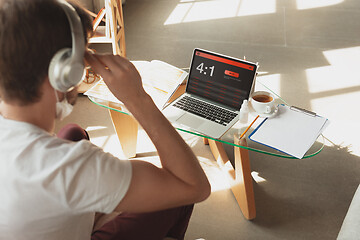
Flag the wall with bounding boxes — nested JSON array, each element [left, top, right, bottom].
[[79, 0, 104, 13]]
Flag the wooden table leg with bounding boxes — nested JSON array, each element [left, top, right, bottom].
[[233, 137, 256, 219], [108, 109, 138, 158], [207, 138, 256, 220]]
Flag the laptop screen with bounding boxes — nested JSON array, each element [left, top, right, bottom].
[[186, 49, 257, 110]]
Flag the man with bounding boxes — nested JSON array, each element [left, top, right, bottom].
[[0, 0, 211, 239]]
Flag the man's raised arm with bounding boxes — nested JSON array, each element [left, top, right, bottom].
[[85, 53, 211, 213]]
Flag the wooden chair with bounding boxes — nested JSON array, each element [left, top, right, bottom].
[[89, 0, 126, 57], [79, 0, 126, 92]]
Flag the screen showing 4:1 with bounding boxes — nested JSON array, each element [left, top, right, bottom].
[[196, 63, 215, 77], [188, 51, 255, 109]]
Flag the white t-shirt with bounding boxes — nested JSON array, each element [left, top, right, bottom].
[[0, 115, 132, 240]]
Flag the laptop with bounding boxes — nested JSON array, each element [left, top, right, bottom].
[[162, 48, 258, 139]]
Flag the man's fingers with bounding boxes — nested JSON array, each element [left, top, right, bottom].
[[92, 53, 130, 72], [84, 51, 111, 77]]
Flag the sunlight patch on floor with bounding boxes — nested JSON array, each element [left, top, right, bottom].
[[86, 126, 112, 148], [310, 91, 360, 157], [164, 0, 276, 25], [251, 171, 266, 183], [296, 0, 344, 10], [237, 0, 276, 17], [203, 159, 231, 192], [165, 0, 345, 25], [306, 47, 360, 94], [305, 47, 360, 156]]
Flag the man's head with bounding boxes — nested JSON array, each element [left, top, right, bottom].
[[0, 0, 92, 105]]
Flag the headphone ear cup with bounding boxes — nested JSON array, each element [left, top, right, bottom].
[[49, 48, 72, 92], [49, 48, 85, 92], [49, 1, 86, 92]]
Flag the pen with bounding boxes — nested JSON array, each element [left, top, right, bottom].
[[239, 115, 259, 139]]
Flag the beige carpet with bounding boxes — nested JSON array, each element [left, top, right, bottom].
[[57, 0, 360, 238]]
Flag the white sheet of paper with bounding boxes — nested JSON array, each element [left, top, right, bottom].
[[249, 105, 328, 159]]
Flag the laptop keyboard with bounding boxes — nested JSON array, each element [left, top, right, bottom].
[[173, 96, 237, 126]]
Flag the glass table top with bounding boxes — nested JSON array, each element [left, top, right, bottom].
[[87, 80, 324, 159]]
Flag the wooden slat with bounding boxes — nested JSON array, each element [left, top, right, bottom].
[[207, 138, 256, 220], [108, 109, 138, 158], [232, 137, 256, 219]]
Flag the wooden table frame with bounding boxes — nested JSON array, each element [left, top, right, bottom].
[[108, 109, 256, 220], [204, 137, 256, 220]]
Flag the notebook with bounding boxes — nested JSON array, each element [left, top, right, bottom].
[[162, 48, 258, 139], [249, 104, 329, 159]]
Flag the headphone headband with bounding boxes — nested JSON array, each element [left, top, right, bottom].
[[48, 0, 85, 92], [57, 0, 85, 63]]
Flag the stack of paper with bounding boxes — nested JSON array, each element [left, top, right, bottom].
[[84, 60, 188, 109], [249, 105, 329, 159]]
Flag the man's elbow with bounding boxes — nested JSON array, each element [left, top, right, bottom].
[[193, 179, 211, 203], [200, 181, 211, 202]]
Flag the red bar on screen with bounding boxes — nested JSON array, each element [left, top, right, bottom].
[[196, 51, 254, 71]]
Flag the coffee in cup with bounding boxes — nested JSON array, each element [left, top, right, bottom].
[[252, 94, 273, 103], [250, 91, 276, 115]]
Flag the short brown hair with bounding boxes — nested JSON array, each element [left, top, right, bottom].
[[0, 0, 92, 105]]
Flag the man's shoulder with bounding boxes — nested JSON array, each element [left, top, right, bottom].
[[0, 121, 102, 164]]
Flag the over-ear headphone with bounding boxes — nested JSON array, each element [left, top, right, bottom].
[[48, 0, 85, 92]]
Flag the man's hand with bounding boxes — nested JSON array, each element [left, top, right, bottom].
[[85, 52, 148, 109]]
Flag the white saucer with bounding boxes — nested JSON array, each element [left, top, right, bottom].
[[248, 102, 279, 118]]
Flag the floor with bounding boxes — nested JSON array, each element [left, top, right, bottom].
[[58, 0, 360, 239]]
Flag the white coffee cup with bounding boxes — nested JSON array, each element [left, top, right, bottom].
[[250, 91, 276, 115]]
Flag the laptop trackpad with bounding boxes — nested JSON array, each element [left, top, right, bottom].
[[177, 114, 203, 129]]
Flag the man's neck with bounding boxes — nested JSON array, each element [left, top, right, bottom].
[[0, 100, 55, 133], [0, 81, 56, 133]]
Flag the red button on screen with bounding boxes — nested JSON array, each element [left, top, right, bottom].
[[225, 70, 239, 78]]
